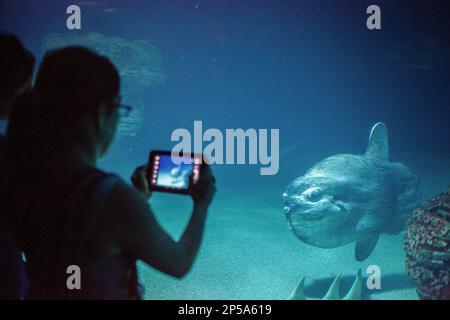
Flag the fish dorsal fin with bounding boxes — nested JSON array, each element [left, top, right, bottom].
[[366, 122, 388, 160]]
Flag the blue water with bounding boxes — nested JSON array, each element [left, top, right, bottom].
[[1, 0, 449, 299]]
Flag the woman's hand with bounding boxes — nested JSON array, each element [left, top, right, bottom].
[[189, 165, 216, 209], [131, 164, 152, 200]]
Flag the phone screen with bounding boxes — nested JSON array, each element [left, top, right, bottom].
[[148, 151, 202, 194]]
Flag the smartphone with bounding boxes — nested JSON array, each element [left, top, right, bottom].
[[147, 150, 204, 194]]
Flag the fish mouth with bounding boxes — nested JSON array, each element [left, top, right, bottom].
[[283, 192, 331, 220], [284, 205, 327, 220], [284, 199, 348, 221]]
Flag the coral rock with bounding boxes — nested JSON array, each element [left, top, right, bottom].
[[404, 188, 450, 299]]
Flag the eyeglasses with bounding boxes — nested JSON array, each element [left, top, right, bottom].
[[118, 104, 133, 117]]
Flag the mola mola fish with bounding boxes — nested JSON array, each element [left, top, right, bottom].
[[283, 122, 421, 261]]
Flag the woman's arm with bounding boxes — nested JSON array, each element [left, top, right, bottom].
[[106, 166, 216, 278]]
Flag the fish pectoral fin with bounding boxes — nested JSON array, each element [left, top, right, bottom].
[[355, 233, 380, 261]]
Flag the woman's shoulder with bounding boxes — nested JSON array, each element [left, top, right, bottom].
[[98, 171, 153, 242], [99, 171, 149, 212]]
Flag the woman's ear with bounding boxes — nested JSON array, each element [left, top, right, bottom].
[[94, 102, 108, 133], [95, 101, 119, 157]]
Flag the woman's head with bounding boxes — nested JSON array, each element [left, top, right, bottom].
[[14, 46, 121, 159], [34, 46, 119, 111]]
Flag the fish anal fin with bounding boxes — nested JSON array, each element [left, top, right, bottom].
[[355, 233, 380, 261]]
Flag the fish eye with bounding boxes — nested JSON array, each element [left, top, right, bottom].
[[302, 187, 323, 202]]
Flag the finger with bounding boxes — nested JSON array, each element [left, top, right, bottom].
[[131, 172, 142, 183], [203, 170, 215, 185], [133, 165, 146, 175], [188, 173, 195, 187], [199, 165, 213, 181]]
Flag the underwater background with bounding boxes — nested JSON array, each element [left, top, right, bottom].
[[1, 0, 449, 299]]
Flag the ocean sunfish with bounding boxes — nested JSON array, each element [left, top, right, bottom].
[[283, 122, 421, 261]]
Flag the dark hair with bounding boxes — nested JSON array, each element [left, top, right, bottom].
[[5, 46, 120, 174], [33, 46, 120, 118], [0, 32, 35, 105]]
